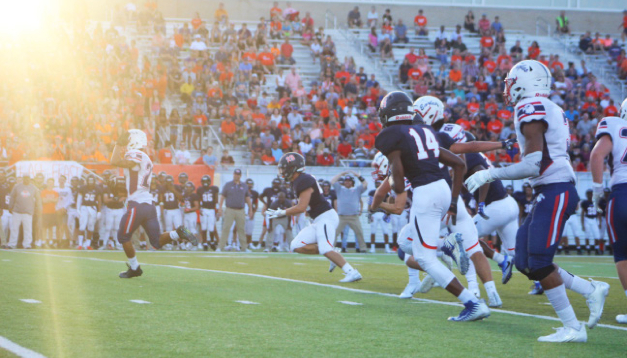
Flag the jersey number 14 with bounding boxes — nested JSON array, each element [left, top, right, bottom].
[[409, 128, 440, 160]]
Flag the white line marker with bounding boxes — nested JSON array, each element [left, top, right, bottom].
[[339, 301, 363, 306], [63, 260, 72, 263], [130, 300, 151, 304], [235, 300, 259, 305], [14, 251, 627, 332], [539, 302, 552, 306], [2, 259, 11, 262], [19, 299, 41, 304], [235, 262, 248, 265], [179, 261, 189, 264], [293, 262, 306, 265], [0, 335, 47, 358]]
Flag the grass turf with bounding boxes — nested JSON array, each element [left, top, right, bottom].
[[1, 250, 626, 358]]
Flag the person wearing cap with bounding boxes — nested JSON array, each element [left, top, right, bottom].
[[217, 169, 254, 252], [7, 174, 41, 249], [331, 171, 368, 252]]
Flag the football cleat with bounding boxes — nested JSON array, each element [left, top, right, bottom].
[[176, 226, 198, 246], [487, 290, 503, 308], [399, 278, 421, 299], [528, 281, 544, 295], [119, 264, 143, 279], [369, 246, 376, 253], [418, 275, 436, 293], [616, 314, 627, 324], [448, 300, 490, 322], [329, 261, 337, 273], [585, 280, 610, 329], [499, 254, 514, 284], [439, 253, 453, 271], [339, 270, 362, 283], [537, 325, 587, 343], [441, 233, 470, 275]]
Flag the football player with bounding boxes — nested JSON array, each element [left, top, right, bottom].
[[162, 175, 184, 247], [182, 182, 200, 250], [257, 178, 286, 247], [559, 202, 582, 256], [245, 178, 259, 250], [375, 91, 489, 321], [268, 152, 362, 282], [98, 170, 114, 248], [102, 177, 127, 250], [54, 175, 74, 248], [590, 98, 627, 324], [77, 176, 101, 250], [197, 175, 220, 251], [0, 173, 14, 246], [111, 129, 197, 278], [466, 60, 609, 341], [67, 177, 81, 246], [266, 191, 292, 252], [597, 188, 611, 254], [368, 180, 392, 253], [580, 189, 601, 255]]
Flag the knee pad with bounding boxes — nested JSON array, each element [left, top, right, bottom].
[[397, 247, 405, 261], [526, 265, 555, 281]]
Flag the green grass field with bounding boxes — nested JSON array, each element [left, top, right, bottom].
[[1, 249, 626, 358]]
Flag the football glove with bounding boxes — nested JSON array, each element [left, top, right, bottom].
[[501, 138, 517, 150], [465, 169, 495, 194], [477, 202, 490, 219], [266, 208, 286, 219], [592, 182, 603, 210]]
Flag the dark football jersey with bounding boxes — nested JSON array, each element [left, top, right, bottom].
[[435, 132, 455, 187], [197, 186, 220, 209], [291, 173, 331, 219], [517, 195, 534, 220], [465, 153, 507, 205], [598, 197, 608, 217], [581, 200, 597, 218], [249, 189, 259, 206], [322, 191, 336, 207], [260, 187, 287, 207], [0, 183, 10, 210], [162, 189, 180, 210], [375, 123, 444, 188], [183, 192, 199, 211], [104, 187, 127, 209], [80, 186, 99, 207], [70, 186, 80, 208], [150, 188, 161, 206]]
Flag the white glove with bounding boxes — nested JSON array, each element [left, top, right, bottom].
[[465, 169, 495, 194], [97, 211, 102, 221], [266, 208, 286, 219], [592, 182, 603, 209]]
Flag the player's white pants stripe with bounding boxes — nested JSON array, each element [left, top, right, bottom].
[[607, 199, 617, 244], [125, 208, 136, 234], [548, 192, 567, 247]]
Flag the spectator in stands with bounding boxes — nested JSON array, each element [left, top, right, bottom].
[[158, 141, 173, 164], [351, 139, 369, 167], [285, 67, 301, 93], [367, 6, 378, 28], [382, 8, 392, 23], [379, 35, 394, 62], [204, 146, 218, 168], [316, 147, 335, 166], [478, 14, 491, 36], [510, 39, 523, 62], [556, 11, 570, 35], [174, 142, 192, 165], [261, 148, 276, 165], [435, 25, 448, 47], [491, 16, 503, 35], [367, 27, 378, 53], [221, 116, 237, 146], [464, 10, 476, 33], [449, 25, 463, 43], [270, 141, 283, 162], [527, 41, 541, 59], [280, 38, 295, 65], [347, 6, 362, 28], [220, 149, 235, 167], [576, 113, 597, 136], [414, 9, 428, 36], [214, 2, 228, 22], [394, 19, 408, 44]]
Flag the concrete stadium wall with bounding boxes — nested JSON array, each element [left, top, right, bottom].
[[91, 0, 623, 35]]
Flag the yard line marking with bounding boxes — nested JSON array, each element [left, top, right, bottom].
[[130, 300, 151, 304], [338, 301, 363, 306], [179, 261, 189, 264], [11, 251, 627, 332], [235, 262, 248, 265], [235, 301, 259, 305], [293, 262, 306, 265], [19, 299, 41, 304], [0, 336, 47, 358], [63, 260, 72, 263], [2, 259, 11, 261]]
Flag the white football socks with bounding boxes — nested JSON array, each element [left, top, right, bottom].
[[78, 235, 84, 247], [341, 263, 354, 274], [492, 252, 505, 265], [128, 256, 139, 270], [545, 284, 580, 329], [558, 267, 594, 297], [407, 267, 421, 284], [484, 280, 497, 296], [458, 288, 479, 304]]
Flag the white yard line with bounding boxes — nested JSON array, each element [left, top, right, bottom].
[[0, 336, 47, 358], [9, 251, 627, 332]]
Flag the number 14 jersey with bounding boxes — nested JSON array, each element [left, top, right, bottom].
[[124, 149, 154, 204]]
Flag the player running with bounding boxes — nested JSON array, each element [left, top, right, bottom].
[[466, 60, 609, 342], [268, 152, 362, 283], [110, 129, 197, 278], [590, 98, 627, 324], [375, 91, 490, 321]]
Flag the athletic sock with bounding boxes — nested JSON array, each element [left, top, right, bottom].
[[341, 263, 354, 274], [484, 280, 497, 296], [492, 252, 505, 265], [84, 239, 91, 247], [128, 256, 139, 270], [370, 244, 375, 249], [457, 288, 479, 304], [558, 267, 594, 296], [385, 244, 390, 250], [407, 267, 420, 284], [545, 284, 580, 329], [78, 235, 84, 246], [170, 230, 180, 240]]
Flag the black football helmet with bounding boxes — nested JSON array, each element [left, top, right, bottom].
[[87, 175, 96, 186], [7, 176, 16, 186], [166, 175, 174, 183], [116, 176, 125, 186], [378, 91, 414, 127], [178, 172, 188, 184], [185, 181, 195, 192], [278, 152, 305, 181], [201, 175, 211, 186], [464, 131, 477, 142], [246, 178, 254, 186], [272, 177, 281, 188]]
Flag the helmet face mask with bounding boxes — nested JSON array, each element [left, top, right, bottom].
[[201, 175, 211, 187], [371, 152, 389, 181]]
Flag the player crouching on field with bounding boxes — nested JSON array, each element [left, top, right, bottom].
[[268, 152, 362, 283], [111, 129, 197, 278]]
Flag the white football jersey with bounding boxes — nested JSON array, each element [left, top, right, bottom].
[[439, 123, 467, 143], [124, 149, 154, 204], [595, 116, 627, 188], [55, 186, 74, 210], [514, 97, 575, 187]]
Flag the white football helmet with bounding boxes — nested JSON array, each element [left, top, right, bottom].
[[621, 98, 627, 121], [371, 152, 389, 180], [503, 60, 552, 106], [127, 129, 148, 150], [413, 96, 444, 126]]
